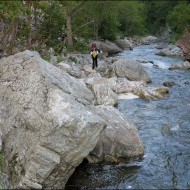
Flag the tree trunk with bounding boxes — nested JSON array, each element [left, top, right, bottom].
[[0, 19, 5, 50], [6, 18, 18, 55], [66, 14, 73, 46]]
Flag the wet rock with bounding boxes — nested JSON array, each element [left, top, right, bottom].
[[153, 64, 159, 68], [169, 60, 190, 70], [116, 78, 168, 100], [136, 87, 169, 100], [163, 81, 175, 87], [153, 88, 169, 96], [184, 81, 190, 85], [87, 105, 144, 163], [156, 44, 183, 57]]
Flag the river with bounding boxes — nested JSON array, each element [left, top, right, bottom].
[[66, 43, 190, 189]]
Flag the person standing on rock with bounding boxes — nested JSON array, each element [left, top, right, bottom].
[[90, 43, 102, 70]]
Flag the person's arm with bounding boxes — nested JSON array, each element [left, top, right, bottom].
[[97, 49, 102, 53]]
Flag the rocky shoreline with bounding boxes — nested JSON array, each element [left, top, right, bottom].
[[0, 35, 189, 189]]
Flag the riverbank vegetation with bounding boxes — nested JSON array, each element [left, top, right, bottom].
[[0, 0, 189, 56]]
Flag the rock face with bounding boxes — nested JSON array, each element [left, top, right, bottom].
[[115, 38, 133, 50], [176, 29, 190, 61], [0, 50, 105, 189], [0, 50, 144, 189]]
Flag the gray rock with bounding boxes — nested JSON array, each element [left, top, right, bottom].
[[169, 60, 190, 70], [115, 38, 133, 50], [89, 40, 123, 55], [111, 58, 152, 83], [0, 50, 105, 189], [140, 35, 158, 45], [156, 44, 183, 57], [87, 105, 144, 163], [116, 78, 168, 100], [0, 50, 145, 189], [91, 77, 118, 106]]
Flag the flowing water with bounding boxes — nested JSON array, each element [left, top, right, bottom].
[[66, 43, 190, 189]]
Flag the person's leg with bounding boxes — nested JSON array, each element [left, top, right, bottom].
[[95, 57, 98, 68], [92, 58, 95, 69]]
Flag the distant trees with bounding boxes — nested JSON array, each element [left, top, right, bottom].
[[0, 0, 27, 55], [0, 0, 190, 55], [118, 1, 146, 37], [0, 0, 42, 55], [143, 0, 190, 40], [167, 1, 190, 40], [143, 0, 179, 35]]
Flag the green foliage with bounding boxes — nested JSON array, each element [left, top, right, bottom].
[[167, 1, 190, 40], [0, 0, 29, 20], [1, 0, 190, 54], [17, 19, 31, 46], [69, 56, 78, 64], [38, 2, 66, 49], [57, 56, 65, 63], [67, 41, 89, 53], [118, 1, 146, 36], [144, 0, 179, 34], [97, 1, 121, 40], [41, 54, 51, 62], [72, 1, 146, 40]]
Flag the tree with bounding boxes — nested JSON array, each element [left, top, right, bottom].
[[59, 1, 91, 46], [143, 0, 178, 34], [167, 1, 190, 40], [73, 1, 121, 41], [38, 2, 65, 48], [118, 1, 146, 37], [0, 0, 29, 55]]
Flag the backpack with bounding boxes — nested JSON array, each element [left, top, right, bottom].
[[92, 49, 97, 58]]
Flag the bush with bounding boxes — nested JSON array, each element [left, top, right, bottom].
[[67, 41, 89, 53], [167, 2, 190, 40]]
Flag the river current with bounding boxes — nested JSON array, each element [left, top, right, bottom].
[[66, 43, 190, 189]]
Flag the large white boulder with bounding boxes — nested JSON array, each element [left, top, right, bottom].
[[0, 50, 105, 189], [0, 50, 144, 189]]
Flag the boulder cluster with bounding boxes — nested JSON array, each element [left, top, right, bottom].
[[0, 35, 188, 189], [0, 50, 145, 189]]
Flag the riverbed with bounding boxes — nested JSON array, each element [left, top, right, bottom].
[[66, 43, 190, 189]]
